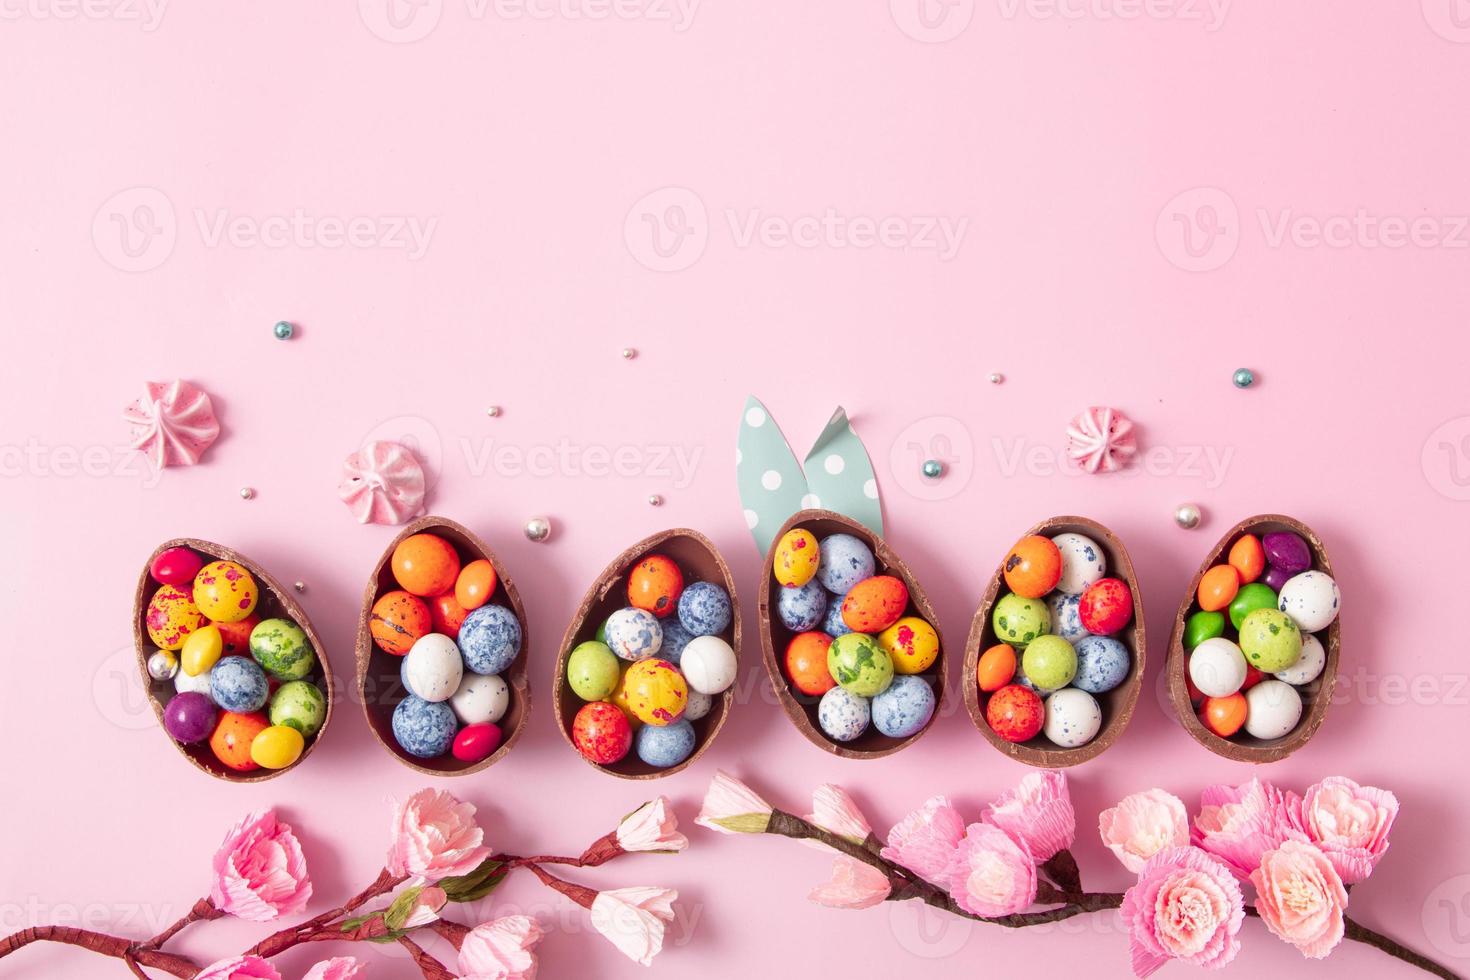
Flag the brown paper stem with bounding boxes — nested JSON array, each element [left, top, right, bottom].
[[397, 935, 457, 980], [139, 897, 222, 950], [0, 927, 200, 977]]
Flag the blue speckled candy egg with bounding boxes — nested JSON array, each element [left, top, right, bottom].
[[209, 657, 269, 713], [605, 607, 663, 661], [777, 580, 828, 632], [871, 675, 935, 738], [822, 592, 853, 637], [1050, 532, 1106, 595], [457, 604, 522, 675], [1073, 635, 1131, 694], [677, 582, 732, 636], [816, 533, 876, 594], [1043, 688, 1102, 748], [636, 718, 696, 768], [1047, 592, 1088, 642], [817, 686, 870, 742], [658, 619, 695, 666], [392, 694, 457, 758], [1277, 571, 1339, 633]]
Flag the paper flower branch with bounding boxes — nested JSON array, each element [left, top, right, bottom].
[[698, 770, 1461, 980], [0, 790, 688, 979]]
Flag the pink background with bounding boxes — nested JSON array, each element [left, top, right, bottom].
[[4, 1, 1470, 977]]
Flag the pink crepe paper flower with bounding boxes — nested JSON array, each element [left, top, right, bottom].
[[1192, 778, 1306, 879], [209, 810, 312, 922], [880, 796, 966, 881], [1099, 789, 1190, 873], [805, 784, 872, 847], [1251, 840, 1349, 959], [457, 915, 545, 980], [398, 885, 447, 929], [809, 856, 891, 910], [940, 823, 1037, 918], [986, 771, 1075, 862], [617, 797, 689, 853], [1120, 846, 1244, 978], [194, 955, 282, 980], [1300, 776, 1398, 885], [302, 957, 368, 980], [589, 886, 678, 966], [386, 789, 490, 883], [696, 771, 774, 835]]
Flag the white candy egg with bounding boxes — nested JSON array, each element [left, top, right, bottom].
[[1277, 571, 1340, 633], [174, 665, 214, 697], [1043, 689, 1102, 747], [679, 636, 737, 694], [402, 633, 464, 703], [1050, 532, 1107, 595], [1273, 633, 1326, 686], [1189, 637, 1248, 698], [450, 672, 509, 725], [683, 689, 713, 721], [1244, 680, 1303, 739]]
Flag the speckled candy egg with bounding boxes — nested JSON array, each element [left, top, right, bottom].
[[1003, 535, 1062, 599], [871, 675, 935, 738], [1243, 680, 1303, 739], [992, 593, 1050, 647], [145, 585, 208, 651], [1046, 593, 1087, 643], [429, 591, 469, 636], [192, 561, 259, 623], [1274, 633, 1326, 686], [1078, 578, 1132, 635], [777, 580, 828, 632], [822, 594, 853, 637], [163, 691, 217, 743], [572, 701, 632, 765], [210, 656, 270, 713], [827, 632, 894, 698], [1073, 635, 1130, 694], [622, 658, 688, 726], [371, 591, 432, 656], [401, 633, 464, 702], [1277, 571, 1339, 633], [604, 607, 663, 662], [269, 680, 327, 738], [210, 711, 269, 771], [877, 617, 939, 674], [680, 635, 738, 695], [1238, 608, 1302, 672], [1050, 532, 1106, 595], [391, 533, 461, 597], [458, 604, 522, 674], [450, 672, 510, 725], [215, 615, 259, 657], [677, 581, 732, 636], [773, 528, 821, 588], [636, 718, 696, 768], [1043, 689, 1102, 748], [684, 689, 713, 721], [392, 695, 457, 758], [986, 684, 1044, 743], [249, 618, 316, 680], [841, 575, 909, 634], [817, 686, 870, 742], [627, 554, 684, 619], [657, 620, 695, 666], [816, 533, 876, 594]]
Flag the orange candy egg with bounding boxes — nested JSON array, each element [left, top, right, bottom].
[[1199, 693, 1248, 737], [976, 643, 1017, 692], [1197, 565, 1241, 612], [785, 632, 836, 697], [1227, 534, 1265, 584], [392, 534, 461, 597], [370, 590, 432, 656], [210, 711, 270, 771], [1003, 535, 1062, 599], [429, 591, 469, 635], [455, 559, 498, 611], [214, 615, 260, 657], [841, 575, 909, 633], [627, 554, 685, 619]]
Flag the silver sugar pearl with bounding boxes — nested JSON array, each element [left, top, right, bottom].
[[989, 372, 1004, 384], [648, 494, 663, 506], [294, 581, 306, 593], [486, 405, 502, 417], [524, 516, 552, 542], [146, 649, 178, 681], [621, 347, 638, 360], [239, 487, 255, 500], [1174, 503, 1202, 529]]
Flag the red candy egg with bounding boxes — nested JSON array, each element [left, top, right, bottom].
[[151, 546, 204, 586], [429, 591, 469, 635], [841, 575, 909, 634], [1078, 578, 1133, 635], [452, 722, 503, 763], [215, 615, 260, 657], [986, 684, 1044, 743], [627, 554, 685, 619], [572, 701, 632, 765]]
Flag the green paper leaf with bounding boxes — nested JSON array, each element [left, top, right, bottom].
[[439, 857, 508, 903], [711, 812, 774, 834], [384, 885, 423, 932]]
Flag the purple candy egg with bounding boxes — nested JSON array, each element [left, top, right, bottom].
[[1262, 531, 1311, 575], [1262, 564, 1293, 592], [164, 691, 217, 744]]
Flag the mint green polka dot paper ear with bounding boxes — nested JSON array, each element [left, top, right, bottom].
[[736, 396, 883, 556]]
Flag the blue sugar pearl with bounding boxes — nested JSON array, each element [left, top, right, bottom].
[[273, 320, 294, 340], [209, 656, 269, 713], [921, 459, 944, 479], [1232, 367, 1255, 388], [822, 592, 853, 637], [458, 604, 522, 675], [777, 579, 828, 632], [392, 695, 457, 758], [636, 718, 696, 768], [677, 581, 732, 636]]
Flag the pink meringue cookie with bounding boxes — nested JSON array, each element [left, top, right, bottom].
[[1066, 406, 1137, 474], [339, 441, 426, 525], [123, 380, 221, 468]]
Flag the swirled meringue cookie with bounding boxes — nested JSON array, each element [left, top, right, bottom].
[[123, 379, 220, 468], [338, 440, 426, 524], [1065, 406, 1137, 474]]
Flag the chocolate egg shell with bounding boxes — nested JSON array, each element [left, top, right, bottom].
[[134, 538, 333, 783], [355, 516, 530, 776]]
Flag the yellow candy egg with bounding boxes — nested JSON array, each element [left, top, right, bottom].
[[606, 664, 644, 731], [180, 624, 225, 676], [249, 724, 305, 770], [145, 585, 208, 651], [622, 658, 689, 726], [878, 616, 940, 674], [193, 561, 259, 623], [773, 528, 820, 588]]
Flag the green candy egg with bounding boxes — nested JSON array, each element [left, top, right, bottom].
[[1229, 583, 1278, 630], [1238, 608, 1302, 671], [827, 632, 894, 698], [993, 593, 1050, 647], [567, 640, 621, 701], [249, 618, 316, 680], [269, 680, 326, 737], [1021, 634, 1078, 691], [1184, 610, 1226, 650], [595, 617, 610, 644]]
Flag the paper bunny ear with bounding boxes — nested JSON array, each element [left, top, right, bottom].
[[737, 396, 883, 556]]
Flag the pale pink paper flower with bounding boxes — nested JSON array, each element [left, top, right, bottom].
[[809, 856, 891, 910], [805, 784, 872, 845], [1251, 840, 1349, 959], [986, 771, 1076, 862], [880, 796, 966, 881], [696, 771, 773, 835], [193, 955, 282, 980], [1192, 778, 1305, 879], [302, 957, 368, 980], [1300, 777, 1398, 885], [588, 887, 677, 966], [386, 789, 490, 882], [457, 915, 545, 980], [1120, 846, 1244, 978], [940, 823, 1037, 917], [1099, 789, 1190, 873], [209, 810, 312, 922], [617, 797, 689, 853], [398, 885, 447, 929]]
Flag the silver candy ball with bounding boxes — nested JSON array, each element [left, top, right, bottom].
[[989, 372, 1005, 384], [921, 459, 945, 479], [239, 487, 256, 500], [486, 405, 502, 417], [648, 494, 663, 506], [621, 347, 638, 360], [1174, 503, 1202, 529], [524, 517, 552, 542], [1232, 368, 1255, 389], [146, 649, 179, 681], [294, 581, 306, 593]]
